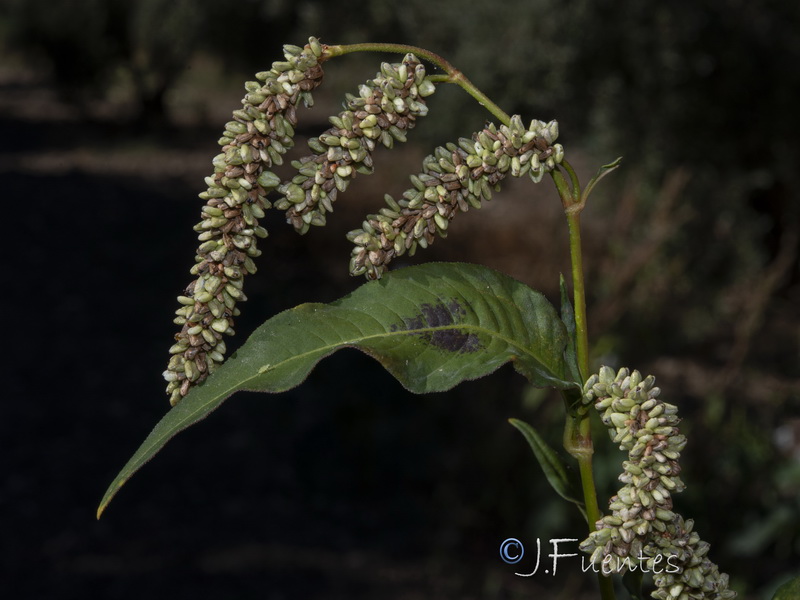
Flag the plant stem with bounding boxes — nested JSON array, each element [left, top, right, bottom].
[[550, 163, 589, 380], [556, 166, 615, 600], [325, 42, 512, 125], [564, 411, 615, 600], [561, 160, 582, 206], [567, 211, 590, 381]]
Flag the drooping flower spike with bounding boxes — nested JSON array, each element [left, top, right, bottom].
[[276, 53, 436, 234], [347, 115, 564, 280], [164, 38, 325, 406]]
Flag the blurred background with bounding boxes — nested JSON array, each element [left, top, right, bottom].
[[2, 0, 798, 598]]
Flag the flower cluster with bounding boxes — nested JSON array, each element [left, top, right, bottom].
[[649, 516, 736, 600], [580, 367, 686, 562], [347, 115, 564, 279], [276, 54, 435, 234], [164, 38, 325, 406], [580, 367, 735, 600]]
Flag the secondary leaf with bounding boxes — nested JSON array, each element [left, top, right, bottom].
[[559, 274, 581, 385], [581, 156, 623, 204], [508, 417, 586, 520], [98, 262, 578, 517]]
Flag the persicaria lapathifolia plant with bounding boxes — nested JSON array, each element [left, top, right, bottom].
[[99, 37, 744, 600]]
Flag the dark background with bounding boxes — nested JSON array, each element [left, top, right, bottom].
[[2, 1, 798, 598]]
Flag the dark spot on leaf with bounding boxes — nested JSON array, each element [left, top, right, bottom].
[[390, 299, 482, 353]]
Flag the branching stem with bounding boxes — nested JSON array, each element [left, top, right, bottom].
[[554, 165, 613, 600], [329, 40, 612, 599]]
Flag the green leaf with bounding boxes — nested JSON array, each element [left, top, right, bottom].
[[559, 274, 581, 385], [508, 418, 586, 520], [98, 262, 578, 518], [772, 575, 800, 600], [581, 156, 622, 205]]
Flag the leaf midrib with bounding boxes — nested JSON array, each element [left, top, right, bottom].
[[97, 265, 568, 517], [112, 321, 544, 480]]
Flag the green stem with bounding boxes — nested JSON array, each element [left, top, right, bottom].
[[561, 160, 582, 204], [325, 42, 511, 125], [550, 164, 589, 380], [556, 167, 614, 600], [567, 211, 590, 380], [564, 411, 615, 600], [550, 167, 574, 207]]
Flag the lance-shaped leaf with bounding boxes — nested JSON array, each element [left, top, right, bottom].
[[559, 274, 582, 386], [508, 418, 587, 520], [98, 262, 578, 517], [581, 156, 623, 205]]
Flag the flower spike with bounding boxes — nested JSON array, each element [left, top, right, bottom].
[[579, 367, 736, 599], [348, 115, 564, 279], [276, 53, 435, 234], [164, 38, 325, 406]]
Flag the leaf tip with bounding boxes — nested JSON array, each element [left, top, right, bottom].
[[507, 417, 524, 431], [96, 480, 126, 520]]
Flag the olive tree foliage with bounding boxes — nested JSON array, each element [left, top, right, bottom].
[[3, 0, 195, 123], [2, 0, 300, 126]]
